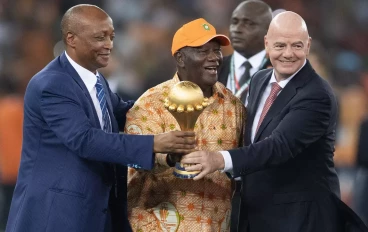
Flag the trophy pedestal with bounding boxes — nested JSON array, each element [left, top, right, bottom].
[[173, 162, 200, 179]]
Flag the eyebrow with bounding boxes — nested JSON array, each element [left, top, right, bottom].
[[292, 41, 304, 46], [231, 16, 257, 23], [273, 42, 286, 46], [273, 41, 304, 46]]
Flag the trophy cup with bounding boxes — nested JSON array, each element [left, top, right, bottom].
[[164, 81, 209, 179]]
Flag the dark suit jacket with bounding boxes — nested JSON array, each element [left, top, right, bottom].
[[228, 61, 368, 232], [6, 53, 154, 232], [218, 53, 270, 102]]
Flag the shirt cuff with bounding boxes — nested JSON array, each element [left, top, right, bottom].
[[219, 151, 233, 173]]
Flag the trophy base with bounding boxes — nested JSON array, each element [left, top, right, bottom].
[[173, 162, 200, 179]]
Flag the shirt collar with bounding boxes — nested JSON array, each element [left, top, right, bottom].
[[233, 50, 266, 70], [65, 51, 100, 92], [269, 59, 307, 88]]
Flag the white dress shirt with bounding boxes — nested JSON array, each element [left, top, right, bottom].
[[221, 60, 307, 173], [65, 52, 107, 129], [226, 50, 267, 90]]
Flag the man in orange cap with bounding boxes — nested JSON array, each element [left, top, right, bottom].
[[125, 18, 246, 232]]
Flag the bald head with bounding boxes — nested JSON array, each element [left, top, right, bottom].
[[235, 0, 272, 19], [264, 11, 311, 81], [60, 4, 110, 44], [267, 11, 309, 41], [230, 0, 272, 57]]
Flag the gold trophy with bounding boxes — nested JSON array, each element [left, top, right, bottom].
[[164, 81, 209, 179]]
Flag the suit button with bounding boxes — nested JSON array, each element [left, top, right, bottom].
[[102, 208, 108, 214]]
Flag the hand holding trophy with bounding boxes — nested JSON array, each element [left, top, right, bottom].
[[164, 81, 209, 179]]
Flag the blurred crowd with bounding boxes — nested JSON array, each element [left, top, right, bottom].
[[0, 0, 367, 230]]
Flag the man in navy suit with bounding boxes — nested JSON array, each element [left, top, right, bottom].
[[182, 11, 368, 232], [6, 4, 195, 232]]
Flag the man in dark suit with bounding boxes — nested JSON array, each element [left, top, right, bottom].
[[218, 0, 272, 104], [182, 11, 368, 232], [5, 4, 195, 232]]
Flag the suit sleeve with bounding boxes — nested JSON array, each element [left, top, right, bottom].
[[229, 90, 335, 177], [39, 73, 154, 170]]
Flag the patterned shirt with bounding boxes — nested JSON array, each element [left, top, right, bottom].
[[125, 74, 246, 232]]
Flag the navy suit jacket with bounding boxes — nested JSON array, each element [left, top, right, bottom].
[[6, 53, 154, 232], [228, 61, 368, 231]]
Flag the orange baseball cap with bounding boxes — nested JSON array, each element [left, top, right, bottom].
[[171, 18, 230, 55]]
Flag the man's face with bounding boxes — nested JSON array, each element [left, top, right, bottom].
[[72, 16, 115, 72], [182, 40, 223, 90], [265, 28, 311, 80], [229, 5, 268, 58]]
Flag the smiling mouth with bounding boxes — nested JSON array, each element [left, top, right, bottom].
[[280, 60, 295, 63], [204, 67, 218, 74], [231, 38, 244, 43]]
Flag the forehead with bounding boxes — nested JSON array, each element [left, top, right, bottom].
[[80, 16, 114, 33], [268, 28, 308, 43], [232, 4, 265, 22]]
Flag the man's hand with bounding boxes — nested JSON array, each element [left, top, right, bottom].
[[181, 151, 225, 180], [153, 131, 196, 154]]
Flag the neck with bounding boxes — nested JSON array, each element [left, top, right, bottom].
[[202, 88, 213, 98], [65, 50, 97, 74], [177, 72, 213, 97]]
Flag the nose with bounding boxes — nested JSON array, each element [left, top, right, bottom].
[[104, 38, 113, 50], [282, 45, 293, 58], [230, 23, 241, 34]]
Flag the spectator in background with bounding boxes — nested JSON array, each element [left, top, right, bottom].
[[125, 18, 246, 232], [218, 0, 272, 104]]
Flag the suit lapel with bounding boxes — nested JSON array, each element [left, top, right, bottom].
[[245, 70, 272, 144], [60, 53, 101, 128], [254, 83, 296, 142], [254, 61, 315, 142]]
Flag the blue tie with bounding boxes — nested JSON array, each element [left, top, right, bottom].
[[96, 76, 141, 170], [95, 76, 111, 133]]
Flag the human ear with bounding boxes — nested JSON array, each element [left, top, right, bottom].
[[174, 51, 185, 68], [264, 36, 269, 54], [306, 37, 312, 55], [66, 32, 76, 48]]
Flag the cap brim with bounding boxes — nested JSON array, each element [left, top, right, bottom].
[[188, 34, 230, 47]]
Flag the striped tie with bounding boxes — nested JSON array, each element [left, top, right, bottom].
[[95, 76, 111, 133], [256, 82, 282, 133]]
